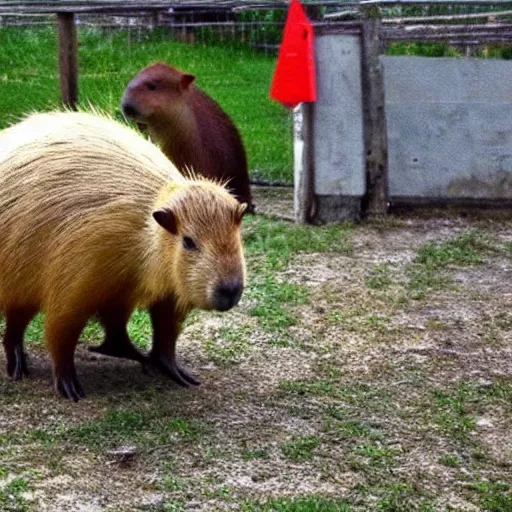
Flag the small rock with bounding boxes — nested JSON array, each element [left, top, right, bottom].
[[476, 418, 493, 429], [407, 324, 426, 331], [106, 445, 137, 464]]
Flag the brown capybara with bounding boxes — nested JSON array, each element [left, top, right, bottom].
[[0, 111, 246, 402], [121, 62, 255, 213]]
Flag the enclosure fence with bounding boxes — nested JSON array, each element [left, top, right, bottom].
[[1, 1, 512, 221]]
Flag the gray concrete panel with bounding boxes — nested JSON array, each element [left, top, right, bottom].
[[313, 34, 365, 196], [383, 56, 512, 199]]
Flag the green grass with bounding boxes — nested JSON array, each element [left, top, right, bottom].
[[352, 441, 397, 467], [472, 481, 512, 511], [203, 325, 253, 365], [387, 41, 512, 60], [0, 26, 292, 183], [242, 217, 352, 337], [0, 477, 30, 511], [248, 276, 310, 335], [406, 230, 496, 299], [60, 409, 204, 450], [242, 495, 351, 511], [415, 231, 492, 268], [323, 416, 379, 441], [439, 455, 461, 468], [373, 483, 435, 512], [243, 217, 353, 272], [282, 435, 320, 462], [16, 309, 153, 349], [432, 386, 477, 442], [366, 263, 393, 291]]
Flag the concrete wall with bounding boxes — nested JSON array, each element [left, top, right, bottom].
[[312, 34, 365, 198], [294, 35, 512, 223], [383, 56, 512, 200]]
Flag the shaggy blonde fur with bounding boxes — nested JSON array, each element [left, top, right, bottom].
[[0, 110, 246, 399]]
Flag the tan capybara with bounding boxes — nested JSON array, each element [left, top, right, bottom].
[[121, 62, 255, 213], [0, 111, 246, 402]]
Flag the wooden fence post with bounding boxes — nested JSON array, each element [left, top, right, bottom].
[[361, 5, 389, 217], [293, 102, 315, 224], [57, 12, 78, 110]]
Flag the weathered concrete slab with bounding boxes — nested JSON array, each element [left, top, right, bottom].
[[313, 34, 365, 197], [383, 56, 512, 199]]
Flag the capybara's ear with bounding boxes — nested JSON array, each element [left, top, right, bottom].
[[180, 74, 196, 90], [153, 208, 178, 235], [234, 203, 248, 225]]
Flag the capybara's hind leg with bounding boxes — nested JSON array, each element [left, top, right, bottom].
[[89, 306, 148, 366], [45, 313, 86, 402], [149, 296, 199, 387], [3, 307, 37, 380]]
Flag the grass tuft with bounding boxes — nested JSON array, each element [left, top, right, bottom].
[[242, 495, 351, 512], [282, 435, 320, 462]]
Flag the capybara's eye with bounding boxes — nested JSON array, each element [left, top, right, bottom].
[[146, 82, 157, 91], [182, 236, 197, 251]]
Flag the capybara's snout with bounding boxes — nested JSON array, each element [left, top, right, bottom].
[[213, 277, 244, 312], [121, 100, 140, 119]]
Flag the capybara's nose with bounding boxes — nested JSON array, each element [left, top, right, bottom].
[[214, 279, 243, 312], [122, 102, 139, 118]]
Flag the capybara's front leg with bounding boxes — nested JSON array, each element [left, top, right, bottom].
[[3, 307, 37, 381], [149, 296, 199, 387], [89, 305, 148, 367], [45, 313, 87, 402]]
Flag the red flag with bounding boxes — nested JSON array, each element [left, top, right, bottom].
[[269, 0, 317, 109]]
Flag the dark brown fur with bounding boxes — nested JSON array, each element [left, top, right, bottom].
[[121, 62, 254, 212]]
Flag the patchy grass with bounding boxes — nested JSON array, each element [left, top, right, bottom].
[[203, 325, 254, 366], [371, 483, 436, 512], [243, 216, 353, 271], [241, 445, 270, 461], [282, 435, 320, 462], [242, 495, 351, 511], [439, 454, 461, 468], [415, 231, 493, 268], [0, 477, 31, 511], [0, 209, 511, 510], [243, 217, 352, 339], [365, 263, 393, 291], [472, 481, 512, 511], [352, 441, 397, 468], [431, 383, 478, 441], [248, 276, 310, 335], [61, 409, 204, 451], [405, 230, 500, 299]]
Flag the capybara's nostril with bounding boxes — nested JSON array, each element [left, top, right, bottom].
[[214, 279, 243, 312], [122, 102, 139, 118]]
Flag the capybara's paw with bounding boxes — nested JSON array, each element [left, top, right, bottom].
[[55, 372, 85, 402], [88, 340, 149, 366], [149, 352, 200, 387], [6, 346, 29, 381], [176, 365, 200, 386]]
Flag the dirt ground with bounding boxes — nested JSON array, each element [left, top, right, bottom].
[[0, 187, 511, 511]]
